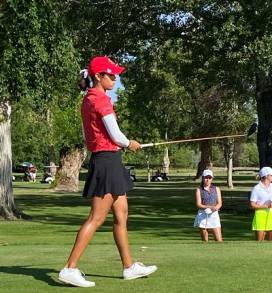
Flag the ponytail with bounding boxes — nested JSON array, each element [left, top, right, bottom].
[[78, 69, 91, 91]]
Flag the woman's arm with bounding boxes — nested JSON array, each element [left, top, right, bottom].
[[213, 187, 222, 211], [102, 114, 130, 147], [250, 201, 269, 209], [249, 186, 270, 209], [195, 188, 206, 209], [102, 113, 141, 151]]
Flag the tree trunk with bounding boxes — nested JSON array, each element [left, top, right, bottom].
[[146, 154, 151, 182], [0, 100, 21, 219], [195, 141, 213, 179], [233, 141, 243, 167], [256, 73, 272, 168], [223, 139, 234, 189], [162, 147, 170, 175], [47, 109, 57, 176], [54, 146, 86, 192], [49, 145, 57, 176]]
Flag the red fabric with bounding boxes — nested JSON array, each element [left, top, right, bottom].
[[88, 56, 125, 77], [81, 88, 119, 152]]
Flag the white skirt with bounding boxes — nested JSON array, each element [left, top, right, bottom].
[[194, 209, 221, 229]]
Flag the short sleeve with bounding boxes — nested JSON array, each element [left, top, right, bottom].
[[96, 96, 114, 117], [250, 185, 258, 202]]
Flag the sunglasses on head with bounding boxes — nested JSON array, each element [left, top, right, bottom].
[[204, 176, 212, 179]]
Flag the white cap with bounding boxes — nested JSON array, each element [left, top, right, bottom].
[[259, 167, 272, 178], [202, 169, 213, 177]]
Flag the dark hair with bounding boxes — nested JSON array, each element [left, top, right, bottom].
[[78, 76, 91, 91]]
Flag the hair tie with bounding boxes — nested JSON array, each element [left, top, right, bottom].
[[80, 69, 88, 79]]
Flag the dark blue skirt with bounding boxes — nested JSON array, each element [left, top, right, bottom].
[[83, 151, 133, 197]]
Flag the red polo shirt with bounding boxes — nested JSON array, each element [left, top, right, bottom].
[[81, 88, 119, 152]]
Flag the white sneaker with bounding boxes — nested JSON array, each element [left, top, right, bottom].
[[58, 268, 95, 287], [123, 262, 158, 280]]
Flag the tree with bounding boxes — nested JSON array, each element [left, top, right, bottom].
[[0, 98, 20, 219], [188, 85, 253, 185], [181, 1, 272, 168], [0, 0, 20, 219], [0, 0, 80, 217], [50, 95, 85, 192]]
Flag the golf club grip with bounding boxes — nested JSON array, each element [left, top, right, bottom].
[[141, 143, 155, 148]]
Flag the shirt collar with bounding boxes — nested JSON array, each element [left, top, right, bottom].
[[88, 87, 111, 100]]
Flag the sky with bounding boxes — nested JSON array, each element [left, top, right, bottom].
[[108, 76, 123, 103]]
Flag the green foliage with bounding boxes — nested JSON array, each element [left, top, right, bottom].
[[2, 0, 269, 168], [122, 145, 199, 169], [238, 143, 259, 167], [212, 144, 225, 167], [63, 0, 183, 61], [0, 0, 80, 165], [11, 96, 49, 167], [117, 40, 192, 147], [50, 94, 83, 152], [169, 146, 199, 168]]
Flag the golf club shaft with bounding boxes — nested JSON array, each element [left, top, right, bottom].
[[141, 134, 246, 148]]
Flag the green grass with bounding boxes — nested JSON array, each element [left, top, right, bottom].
[[1, 173, 271, 292]]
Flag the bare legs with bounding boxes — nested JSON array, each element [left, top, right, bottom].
[[65, 194, 132, 269], [255, 231, 272, 241], [200, 229, 209, 242], [112, 196, 133, 268], [212, 228, 223, 242], [199, 228, 223, 242]]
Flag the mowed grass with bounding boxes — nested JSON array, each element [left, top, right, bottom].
[[1, 173, 271, 292]]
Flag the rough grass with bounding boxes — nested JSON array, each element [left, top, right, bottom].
[[1, 173, 271, 292]]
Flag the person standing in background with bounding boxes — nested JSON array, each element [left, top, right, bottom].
[[194, 169, 223, 242], [250, 166, 272, 241]]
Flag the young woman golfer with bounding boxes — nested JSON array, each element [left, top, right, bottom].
[[194, 169, 223, 242], [58, 56, 157, 287]]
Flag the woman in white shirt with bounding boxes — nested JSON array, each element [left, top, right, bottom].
[[250, 166, 272, 241]]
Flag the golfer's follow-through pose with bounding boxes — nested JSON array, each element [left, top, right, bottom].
[[59, 56, 157, 287]]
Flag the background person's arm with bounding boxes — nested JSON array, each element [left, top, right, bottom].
[[213, 187, 222, 211], [250, 201, 269, 209], [195, 188, 207, 209]]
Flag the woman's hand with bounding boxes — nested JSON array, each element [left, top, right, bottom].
[[128, 140, 141, 152]]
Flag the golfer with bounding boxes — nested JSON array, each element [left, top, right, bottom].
[[250, 166, 272, 241], [194, 169, 223, 242], [58, 56, 157, 287]]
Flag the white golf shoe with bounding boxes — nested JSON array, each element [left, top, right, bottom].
[[123, 262, 158, 280], [58, 268, 95, 287]]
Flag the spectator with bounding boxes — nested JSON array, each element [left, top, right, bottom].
[[250, 166, 272, 241], [194, 169, 223, 242]]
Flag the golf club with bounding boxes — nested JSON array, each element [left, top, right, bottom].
[[141, 134, 246, 148]]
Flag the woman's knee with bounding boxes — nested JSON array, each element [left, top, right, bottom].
[[86, 214, 107, 229], [113, 210, 128, 226]]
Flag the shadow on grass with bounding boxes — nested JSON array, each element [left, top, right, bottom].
[[0, 266, 63, 286]]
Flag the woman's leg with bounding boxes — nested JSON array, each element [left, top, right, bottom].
[[267, 231, 272, 240], [212, 228, 223, 242], [200, 228, 209, 242], [111, 195, 133, 268], [256, 231, 265, 241], [65, 194, 114, 268]]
